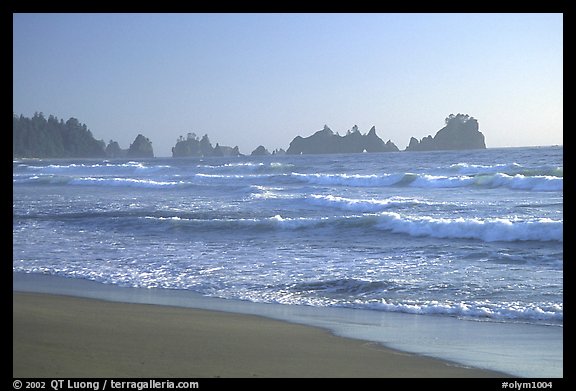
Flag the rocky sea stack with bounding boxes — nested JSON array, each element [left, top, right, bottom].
[[286, 125, 399, 155], [406, 114, 486, 151], [127, 134, 154, 158], [172, 133, 241, 157]]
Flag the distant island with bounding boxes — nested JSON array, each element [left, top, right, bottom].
[[13, 112, 487, 159], [286, 114, 486, 155], [286, 125, 399, 155], [13, 113, 154, 158]]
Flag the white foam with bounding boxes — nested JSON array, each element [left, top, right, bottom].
[[307, 194, 422, 212], [410, 174, 475, 188], [370, 299, 563, 324], [291, 172, 406, 187], [451, 162, 563, 178], [71, 177, 186, 188], [195, 173, 275, 180], [376, 212, 563, 242], [450, 162, 522, 175]]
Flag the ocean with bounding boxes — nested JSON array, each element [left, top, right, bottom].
[[13, 146, 563, 376]]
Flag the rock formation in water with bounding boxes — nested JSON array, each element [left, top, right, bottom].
[[286, 125, 399, 155], [213, 143, 241, 157], [172, 132, 241, 157], [127, 134, 154, 158], [251, 145, 271, 156], [405, 114, 486, 151], [105, 140, 126, 158]]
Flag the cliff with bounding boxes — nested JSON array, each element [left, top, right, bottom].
[[286, 125, 399, 155], [405, 114, 486, 151]]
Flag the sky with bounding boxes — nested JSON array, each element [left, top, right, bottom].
[[13, 13, 563, 157]]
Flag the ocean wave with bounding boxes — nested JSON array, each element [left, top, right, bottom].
[[306, 194, 426, 212], [14, 167, 562, 192], [368, 299, 562, 324], [13, 172, 276, 188], [249, 185, 300, 200], [291, 172, 562, 191], [482, 173, 563, 191], [234, 279, 563, 325], [28, 208, 560, 243], [197, 162, 264, 170], [72, 177, 187, 188], [195, 173, 276, 180], [15, 161, 172, 174], [197, 161, 295, 173], [286, 278, 562, 323], [375, 212, 563, 242], [293, 278, 396, 295], [291, 172, 406, 186], [451, 162, 563, 178], [14, 173, 252, 189], [148, 211, 561, 243], [411, 174, 475, 188], [451, 162, 522, 175]]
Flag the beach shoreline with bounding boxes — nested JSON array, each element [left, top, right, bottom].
[[13, 291, 508, 378], [12, 272, 563, 378]]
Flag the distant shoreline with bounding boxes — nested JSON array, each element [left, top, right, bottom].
[[12, 144, 563, 160], [13, 113, 496, 158]]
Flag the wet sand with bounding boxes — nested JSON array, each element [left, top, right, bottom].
[[13, 292, 505, 378]]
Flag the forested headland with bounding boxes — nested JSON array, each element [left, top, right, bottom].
[[13, 113, 154, 158]]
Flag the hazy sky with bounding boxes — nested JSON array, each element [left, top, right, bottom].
[[13, 13, 563, 157]]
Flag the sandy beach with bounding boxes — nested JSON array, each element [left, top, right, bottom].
[[13, 292, 505, 378]]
